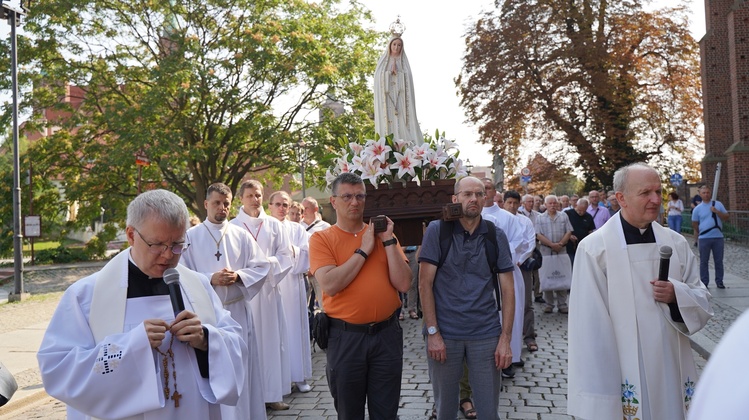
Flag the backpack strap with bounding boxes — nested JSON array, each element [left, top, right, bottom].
[[482, 220, 500, 274], [699, 201, 723, 236], [437, 220, 454, 269], [482, 220, 502, 312]]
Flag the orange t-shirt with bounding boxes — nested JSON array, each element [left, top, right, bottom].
[[309, 224, 405, 324]]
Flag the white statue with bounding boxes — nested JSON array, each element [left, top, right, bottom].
[[374, 18, 424, 145]]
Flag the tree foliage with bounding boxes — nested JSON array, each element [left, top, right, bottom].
[[0, 139, 69, 258], [457, 0, 703, 189], [3, 0, 381, 221]]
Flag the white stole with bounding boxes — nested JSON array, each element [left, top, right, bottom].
[[90, 250, 216, 343], [603, 214, 690, 418]]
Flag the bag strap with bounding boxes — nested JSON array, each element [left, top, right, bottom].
[[699, 201, 723, 236], [305, 220, 321, 232]]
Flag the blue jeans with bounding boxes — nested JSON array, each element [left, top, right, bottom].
[[428, 336, 501, 420], [667, 214, 682, 232], [698, 237, 724, 286]]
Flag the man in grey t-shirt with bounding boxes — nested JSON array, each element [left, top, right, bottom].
[[419, 176, 516, 420]]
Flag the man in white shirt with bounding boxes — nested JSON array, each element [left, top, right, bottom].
[[38, 189, 246, 420], [268, 190, 313, 394], [231, 180, 294, 411], [180, 183, 271, 420]]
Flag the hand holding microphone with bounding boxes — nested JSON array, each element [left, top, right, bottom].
[[651, 246, 676, 303], [163, 268, 207, 350]]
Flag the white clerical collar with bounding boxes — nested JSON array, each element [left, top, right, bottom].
[[126, 249, 152, 279], [204, 219, 227, 230]]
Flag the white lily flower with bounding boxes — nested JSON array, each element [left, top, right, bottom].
[[390, 150, 419, 179]]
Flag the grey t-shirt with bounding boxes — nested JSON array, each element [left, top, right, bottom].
[[419, 219, 514, 340]]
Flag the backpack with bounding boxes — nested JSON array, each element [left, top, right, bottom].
[[520, 248, 543, 271], [437, 219, 502, 311]]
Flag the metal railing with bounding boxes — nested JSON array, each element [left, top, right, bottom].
[[680, 210, 749, 245]]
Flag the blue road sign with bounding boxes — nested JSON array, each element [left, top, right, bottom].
[[670, 173, 682, 187]]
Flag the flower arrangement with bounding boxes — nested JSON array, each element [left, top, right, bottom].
[[325, 132, 467, 188]]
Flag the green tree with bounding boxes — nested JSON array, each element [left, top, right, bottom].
[[0, 138, 68, 258], [4, 0, 380, 221], [457, 1, 703, 189]]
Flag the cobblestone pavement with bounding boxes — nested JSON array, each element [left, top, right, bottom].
[[3, 239, 745, 419]]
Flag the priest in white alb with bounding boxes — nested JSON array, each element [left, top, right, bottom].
[[231, 179, 294, 411], [38, 189, 246, 420], [180, 182, 271, 420], [568, 163, 712, 420], [481, 178, 525, 377], [268, 191, 313, 393]]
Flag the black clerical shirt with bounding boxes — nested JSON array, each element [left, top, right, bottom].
[[620, 217, 684, 323], [126, 261, 210, 377]]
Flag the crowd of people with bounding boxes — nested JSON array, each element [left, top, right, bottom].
[[34, 162, 736, 420]]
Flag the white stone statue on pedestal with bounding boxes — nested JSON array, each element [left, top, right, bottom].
[[374, 17, 424, 145]]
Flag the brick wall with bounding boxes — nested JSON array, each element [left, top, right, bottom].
[[701, 0, 749, 220]]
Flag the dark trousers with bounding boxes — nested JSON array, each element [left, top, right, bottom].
[[326, 318, 403, 419]]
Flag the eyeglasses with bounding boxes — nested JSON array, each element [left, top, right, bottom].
[[271, 202, 289, 208], [133, 228, 189, 255], [333, 193, 367, 203], [457, 191, 486, 199]]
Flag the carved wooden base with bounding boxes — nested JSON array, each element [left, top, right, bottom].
[[363, 180, 456, 246]]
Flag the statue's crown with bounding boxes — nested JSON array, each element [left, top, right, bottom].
[[389, 16, 406, 38]]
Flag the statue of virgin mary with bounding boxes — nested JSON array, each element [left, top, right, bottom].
[[374, 18, 424, 145]]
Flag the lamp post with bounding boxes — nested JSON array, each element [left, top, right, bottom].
[[296, 140, 309, 198], [4, 0, 30, 301], [465, 159, 474, 175]]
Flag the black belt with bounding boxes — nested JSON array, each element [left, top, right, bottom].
[[328, 312, 398, 335]]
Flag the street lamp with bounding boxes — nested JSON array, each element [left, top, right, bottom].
[[3, 0, 30, 301], [465, 159, 474, 175], [296, 139, 309, 198]]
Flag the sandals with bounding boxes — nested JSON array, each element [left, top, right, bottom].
[[408, 310, 419, 319], [526, 341, 538, 352], [459, 398, 478, 419]]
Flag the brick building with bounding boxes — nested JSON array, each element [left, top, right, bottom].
[[700, 0, 749, 225]]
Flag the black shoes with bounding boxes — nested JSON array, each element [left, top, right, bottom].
[[717, 284, 726, 289], [501, 366, 515, 378], [534, 296, 546, 304]]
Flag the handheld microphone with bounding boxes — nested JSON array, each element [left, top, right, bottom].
[[163, 268, 185, 318], [658, 246, 672, 282]]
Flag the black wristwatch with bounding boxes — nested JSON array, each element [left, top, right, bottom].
[[354, 248, 368, 260], [382, 238, 398, 247]]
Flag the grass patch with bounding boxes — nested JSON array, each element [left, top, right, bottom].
[[0, 291, 64, 306]]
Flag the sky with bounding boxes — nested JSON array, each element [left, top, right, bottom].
[[2, 0, 705, 170]]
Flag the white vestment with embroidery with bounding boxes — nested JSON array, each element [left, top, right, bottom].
[[568, 213, 712, 420], [37, 250, 246, 420]]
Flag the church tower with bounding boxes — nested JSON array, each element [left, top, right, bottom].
[[699, 0, 749, 224]]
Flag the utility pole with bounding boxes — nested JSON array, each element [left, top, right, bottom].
[[3, 0, 30, 301]]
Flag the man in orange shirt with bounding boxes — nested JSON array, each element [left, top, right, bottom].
[[309, 172, 412, 419]]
